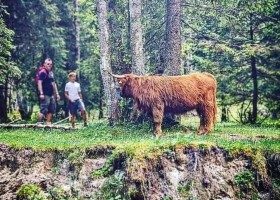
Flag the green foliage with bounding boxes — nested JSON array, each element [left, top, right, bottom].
[[234, 170, 257, 199], [234, 170, 254, 190], [261, 118, 280, 128], [272, 179, 280, 198], [96, 170, 127, 200], [1, 0, 279, 124], [182, 0, 280, 123], [67, 149, 85, 166], [0, 118, 279, 153], [92, 151, 117, 178], [0, 6, 21, 83], [177, 180, 193, 198], [16, 183, 46, 200], [48, 187, 70, 200]]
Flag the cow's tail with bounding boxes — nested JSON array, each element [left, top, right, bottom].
[[205, 72, 218, 125], [212, 77, 218, 125], [213, 85, 218, 125]]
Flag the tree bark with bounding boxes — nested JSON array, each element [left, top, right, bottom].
[[97, 0, 119, 125], [163, 0, 181, 76], [163, 0, 182, 124], [98, 76, 104, 119], [250, 13, 258, 124], [129, 0, 146, 75], [0, 84, 8, 123], [74, 0, 81, 79]]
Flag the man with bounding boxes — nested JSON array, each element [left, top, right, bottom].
[[65, 72, 88, 128], [37, 58, 60, 125]]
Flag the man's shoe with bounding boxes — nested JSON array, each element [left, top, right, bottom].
[[84, 123, 88, 127]]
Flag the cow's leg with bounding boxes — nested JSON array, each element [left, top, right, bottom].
[[204, 105, 213, 134], [152, 105, 165, 137], [204, 89, 215, 134], [196, 106, 205, 134]]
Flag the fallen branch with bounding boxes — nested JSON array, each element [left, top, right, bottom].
[[52, 116, 70, 125], [7, 119, 22, 125], [0, 124, 74, 131]]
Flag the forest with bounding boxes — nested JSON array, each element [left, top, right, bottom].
[[0, 0, 279, 126], [0, 0, 280, 199]]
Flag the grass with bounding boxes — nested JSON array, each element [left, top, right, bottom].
[[0, 116, 279, 154]]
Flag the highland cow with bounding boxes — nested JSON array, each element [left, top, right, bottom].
[[112, 72, 217, 136]]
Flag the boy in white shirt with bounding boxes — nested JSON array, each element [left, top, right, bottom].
[[65, 72, 88, 128]]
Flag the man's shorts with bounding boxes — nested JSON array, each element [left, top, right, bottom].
[[40, 95, 56, 115], [69, 99, 86, 115]]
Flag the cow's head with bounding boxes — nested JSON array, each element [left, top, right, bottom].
[[113, 74, 136, 98]]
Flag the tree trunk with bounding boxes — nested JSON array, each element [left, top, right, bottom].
[[250, 13, 258, 124], [163, 0, 182, 124], [221, 95, 228, 122], [163, 0, 181, 75], [97, 0, 119, 125], [0, 84, 8, 122], [99, 76, 104, 119], [129, 0, 146, 75], [74, 0, 81, 79]]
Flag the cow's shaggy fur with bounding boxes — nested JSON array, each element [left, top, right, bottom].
[[116, 72, 217, 136]]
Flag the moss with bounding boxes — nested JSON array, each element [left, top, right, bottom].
[[48, 187, 69, 200], [234, 170, 254, 189], [92, 150, 124, 179], [67, 149, 85, 166], [178, 180, 193, 198], [16, 183, 46, 200], [96, 171, 127, 200], [272, 179, 280, 198]]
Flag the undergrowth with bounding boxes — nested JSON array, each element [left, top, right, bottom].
[[1, 117, 279, 199], [0, 118, 279, 154]]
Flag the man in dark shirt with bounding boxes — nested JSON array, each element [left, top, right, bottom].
[[37, 58, 60, 125]]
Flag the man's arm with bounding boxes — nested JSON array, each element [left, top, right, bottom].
[[38, 80, 44, 99], [52, 82, 59, 95], [38, 80, 43, 94], [52, 82, 60, 100]]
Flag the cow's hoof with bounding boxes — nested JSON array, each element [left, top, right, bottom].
[[155, 133, 166, 138], [198, 131, 210, 135]]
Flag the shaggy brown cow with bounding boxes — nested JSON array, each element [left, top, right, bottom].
[[112, 72, 217, 136]]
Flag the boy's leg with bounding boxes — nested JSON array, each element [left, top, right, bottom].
[[69, 101, 77, 128], [78, 100, 88, 126], [71, 115, 76, 128], [81, 110, 88, 126]]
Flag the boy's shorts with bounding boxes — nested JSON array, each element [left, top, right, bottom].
[[69, 99, 85, 115]]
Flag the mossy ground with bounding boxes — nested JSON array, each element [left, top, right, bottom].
[[0, 117, 279, 153], [1, 116, 279, 199]]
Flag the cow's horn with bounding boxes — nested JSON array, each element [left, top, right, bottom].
[[102, 69, 126, 78], [111, 74, 125, 79]]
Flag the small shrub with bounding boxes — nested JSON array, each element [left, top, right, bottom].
[[272, 179, 280, 198], [178, 180, 192, 198], [234, 170, 254, 190], [16, 183, 46, 200], [96, 170, 127, 200], [67, 149, 84, 166], [48, 187, 70, 200]]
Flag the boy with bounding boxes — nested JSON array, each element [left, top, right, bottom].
[[64, 72, 88, 128]]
